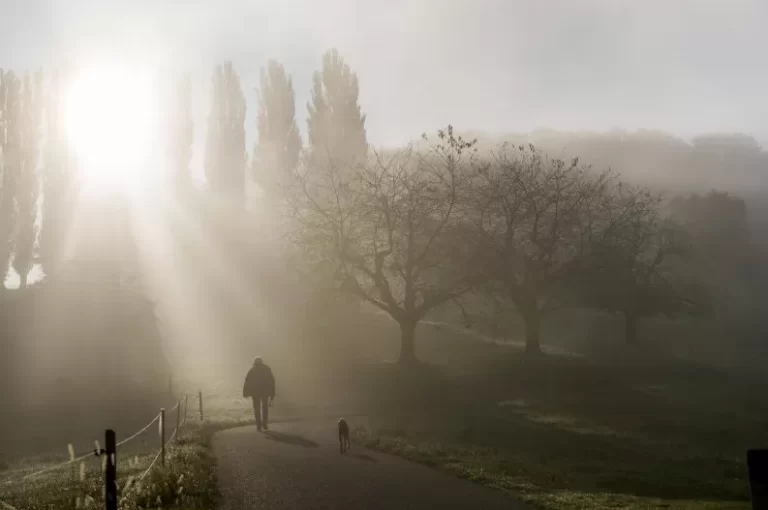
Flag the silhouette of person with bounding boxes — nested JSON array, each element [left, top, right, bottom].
[[243, 356, 275, 431]]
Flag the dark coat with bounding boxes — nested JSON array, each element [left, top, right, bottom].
[[243, 363, 275, 398]]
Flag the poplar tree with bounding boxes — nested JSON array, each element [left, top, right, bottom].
[[0, 71, 21, 287], [253, 59, 301, 194], [39, 70, 79, 280], [13, 71, 44, 288], [306, 49, 367, 169], [205, 62, 246, 205]]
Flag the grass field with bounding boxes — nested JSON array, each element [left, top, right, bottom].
[[347, 342, 764, 510], [2, 314, 765, 510]]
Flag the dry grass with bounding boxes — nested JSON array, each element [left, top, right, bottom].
[[0, 401, 250, 510]]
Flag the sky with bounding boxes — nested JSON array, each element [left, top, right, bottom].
[[1, 0, 767, 148]]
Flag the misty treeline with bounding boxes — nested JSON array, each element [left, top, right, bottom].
[[283, 125, 717, 361], [1, 47, 766, 371]]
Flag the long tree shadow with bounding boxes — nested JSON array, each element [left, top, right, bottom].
[[263, 431, 319, 448]]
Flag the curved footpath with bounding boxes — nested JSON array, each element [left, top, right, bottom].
[[214, 418, 529, 509]]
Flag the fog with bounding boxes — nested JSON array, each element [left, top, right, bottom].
[[2, 0, 767, 148], [2, 3, 768, 508]]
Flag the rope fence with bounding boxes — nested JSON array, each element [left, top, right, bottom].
[[1, 391, 201, 510], [116, 413, 161, 448], [122, 423, 180, 499]]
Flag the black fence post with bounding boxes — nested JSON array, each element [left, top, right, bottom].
[[105, 430, 117, 510], [748, 449, 768, 509], [160, 408, 166, 468], [176, 400, 181, 442], [198, 391, 204, 421]]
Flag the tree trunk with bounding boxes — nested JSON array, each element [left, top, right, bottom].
[[624, 312, 638, 344], [398, 320, 418, 365], [19, 273, 27, 289], [522, 309, 542, 355]]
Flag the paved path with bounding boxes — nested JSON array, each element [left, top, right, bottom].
[[213, 418, 528, 509]]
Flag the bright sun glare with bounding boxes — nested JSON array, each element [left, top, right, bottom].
[[64, 65, 160, 197]]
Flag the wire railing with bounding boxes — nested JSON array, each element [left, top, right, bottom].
[[1, 392, 200, 510]]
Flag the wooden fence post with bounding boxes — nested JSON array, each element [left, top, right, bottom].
[[168, 375, 173, 397], [105, 430, 117, 510], [160, 408, 166, 468], [198, 391, 204, 421], [184, 395, 189, 424], [69, 444, 77, 506], [176, 400, 181, 442]]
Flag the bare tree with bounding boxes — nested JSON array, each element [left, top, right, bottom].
[[575, 189, 710, 344], [668, 190, 756, 318], [469, 144, 619, 355], [286, 127, 480, 364]]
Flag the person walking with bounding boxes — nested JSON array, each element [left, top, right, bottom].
[[243, 356, 275, 431]]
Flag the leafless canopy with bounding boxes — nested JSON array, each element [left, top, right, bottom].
[[468, 144, 631, 353], [285, 127, 482, 362]]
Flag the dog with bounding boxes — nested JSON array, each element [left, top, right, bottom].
[[338, 418, 350, 454]]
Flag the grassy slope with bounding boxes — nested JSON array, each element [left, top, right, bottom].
[[347, 329, 763, 510]]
